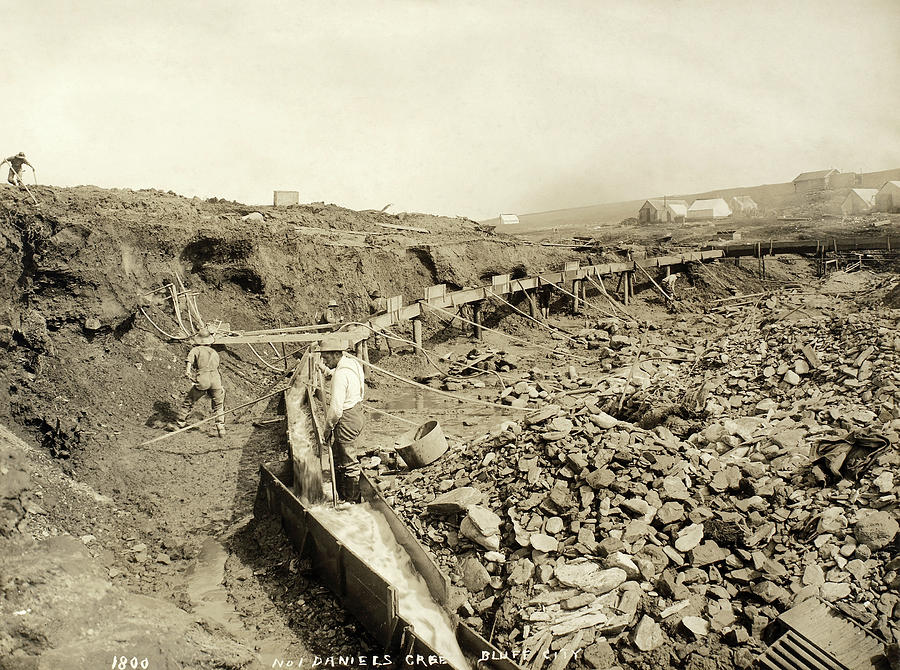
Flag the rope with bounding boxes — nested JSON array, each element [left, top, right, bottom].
[[139, 386, 289, 446], [360, 401, 463, 442], [484, 287, 580, 343], [138, 305, 190, 341], [537, 275, 618, 319], [421, 302, 594, 363], [348, 354, 530, 412], [586, 275, 638, 322], [341, 321, 448, 377], [247, 343, 288, 372]]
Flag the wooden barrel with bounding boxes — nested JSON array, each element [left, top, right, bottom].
[[396, 421, 448, 468]]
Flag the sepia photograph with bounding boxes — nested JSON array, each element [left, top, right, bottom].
[[1, 1, 899, 669]]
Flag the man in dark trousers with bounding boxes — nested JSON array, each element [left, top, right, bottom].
[[1, 152, 35, 187], [319, 338, 365, 503], [368, 288, 392, 353], [174, 328, 226, 437]]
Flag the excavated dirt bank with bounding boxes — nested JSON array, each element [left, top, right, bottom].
[[0, 185, 580, 669], [1, 184, 897, 669]]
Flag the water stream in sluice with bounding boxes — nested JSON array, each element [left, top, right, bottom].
[[286, 390, 471, 670]]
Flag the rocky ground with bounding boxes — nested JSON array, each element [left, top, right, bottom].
[[375, 268, 900, 670], [0, 183, 898, 669]]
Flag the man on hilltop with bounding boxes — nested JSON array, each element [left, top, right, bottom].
[[1, 152, 35, 187]]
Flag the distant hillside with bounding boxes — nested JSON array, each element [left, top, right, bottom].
[[487, 167, 900, 233]]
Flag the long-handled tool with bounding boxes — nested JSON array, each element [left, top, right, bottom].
[[326, 431, 339, 508], [139, 386, 288, 446], [13, 168, 40, 207]]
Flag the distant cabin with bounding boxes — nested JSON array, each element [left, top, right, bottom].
[[841, 188, 879, 215], [792, 169, 839, 193], [875, 181, 900, 212], [638, 199, 688, 223], [273, 190, 299, 206], [499, 213, 520, 225], [687, 198, 732, 220], [729, 195, 758, 216]]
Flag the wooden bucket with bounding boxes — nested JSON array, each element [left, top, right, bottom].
[[396, 421, 448, 468]]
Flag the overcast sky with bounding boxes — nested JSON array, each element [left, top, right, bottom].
[[3, 0, 898, 219]]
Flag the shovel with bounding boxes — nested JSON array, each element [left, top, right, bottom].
[[14, 168, 40, 207]]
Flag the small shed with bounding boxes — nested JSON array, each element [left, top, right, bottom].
[[841, 189, 879, 215], [687, 198, 732, 220], [499, 214, 520, 225], [665, 203, 687, 223], [638, 199, 688, 223], [875, 181, 900, 213], [730, 195, 758, 216], [273, 190, 299, 206], [792, 169, 839, 193]]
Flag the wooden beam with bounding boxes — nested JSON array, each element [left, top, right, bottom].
[[375, 221, 430, 234], [216, 328, 369, 345]]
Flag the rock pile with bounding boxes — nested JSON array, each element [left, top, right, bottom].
[[372, 291, 900, 669]]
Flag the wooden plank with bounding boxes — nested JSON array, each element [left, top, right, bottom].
[[375, 221, 430, 233], [424, 284, 446, 301], [217, 328, 369, 345], [778, 598, 883, 670], [361, 474, 450, 607]]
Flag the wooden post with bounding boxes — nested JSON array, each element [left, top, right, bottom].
[[357, 339, 371, 378], [572, 279, 582, 314], [527, 289, 538, 318], [412, 318, 423, 351], [472, 300, 483, 340], [623, 272, 630, 306]]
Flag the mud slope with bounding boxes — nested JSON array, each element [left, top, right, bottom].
[[0, 184, 579, 667]]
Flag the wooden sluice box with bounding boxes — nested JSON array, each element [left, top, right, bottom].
[[256, 462, 520, 670], [255, 375, 520, 670]]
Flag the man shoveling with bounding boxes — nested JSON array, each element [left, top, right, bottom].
[[662, 272, 679, 299], [1, 152, 35, 187], [172, 328, 226, 438]]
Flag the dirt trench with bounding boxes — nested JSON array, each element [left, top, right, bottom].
[[0, 185, 581, 668]]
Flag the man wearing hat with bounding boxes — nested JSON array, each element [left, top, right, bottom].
[[174, 328, 226, 438], [368, 289, 391, 353], [320, 338, 365, 502], [1, 152, 35, 187], [320, 299, 342, 329]]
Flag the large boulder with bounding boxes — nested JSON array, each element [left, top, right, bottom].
[[854, 509, 899, 550]]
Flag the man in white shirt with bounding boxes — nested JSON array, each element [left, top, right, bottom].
[[320, 338, 365, 503]]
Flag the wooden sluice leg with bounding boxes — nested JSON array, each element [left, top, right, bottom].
[[572, 279, 582, 314], [527, 289, 538, 318], [472, 300, 483, 340], [356, 339, 371, 378], [412, 318, 423, 352]]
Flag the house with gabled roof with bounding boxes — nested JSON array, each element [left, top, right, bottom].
[[792, 169, 839, 193], [875, 181, 900, 212], [730, 195, 758, 216], [841, 189, 878, 215], [638, 199, 688, 223], [687, 198, 732, 220]]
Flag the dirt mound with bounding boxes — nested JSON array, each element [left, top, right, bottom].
[[0, 184, 583, 668]]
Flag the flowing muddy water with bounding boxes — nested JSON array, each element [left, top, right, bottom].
[[286, 386, 469, 669], [312, 503, 470, 670], [186, 537, 285, 665], [287, 388, 330, 504]]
